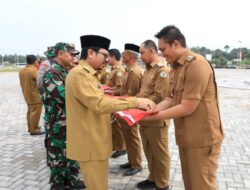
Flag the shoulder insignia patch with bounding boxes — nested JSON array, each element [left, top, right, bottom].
[[160, 71, 167, 78], [185, 55, 195, 62], [117, 71, 123, 77]]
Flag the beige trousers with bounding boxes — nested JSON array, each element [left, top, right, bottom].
[[179, 141, 222, 190], [27, 103, 42, 133], [121, 121, 142, 168], [140, 126, 170, 188], [79, 160, 108, 190]]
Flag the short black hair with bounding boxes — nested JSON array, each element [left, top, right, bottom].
[[108, 49, 121, 61], [155, 25, 186, 48], [26, 55, 37, 65], [80, 47, 100, 60], [141, 40, 158, 52]]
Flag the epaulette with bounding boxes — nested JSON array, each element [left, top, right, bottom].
[[82, 66, 90, 73], [185, 55, 196, 62], [156, 62, 164, 67], [126, 68, 133, 72]]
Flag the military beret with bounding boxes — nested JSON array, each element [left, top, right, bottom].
[[124, 43, 140, 53], [80, 35, 111, 50]]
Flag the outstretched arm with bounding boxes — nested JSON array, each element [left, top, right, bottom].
[[144, 99, 200, 121]]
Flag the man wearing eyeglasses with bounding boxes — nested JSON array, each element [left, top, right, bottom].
[[66, 35, 156, 190], [42, 42, 84, 190]]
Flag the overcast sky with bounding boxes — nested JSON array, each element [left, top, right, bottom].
[[0, 0, 249, 55]]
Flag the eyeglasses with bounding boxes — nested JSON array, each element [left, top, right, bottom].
[[97, 51, 109, 60]]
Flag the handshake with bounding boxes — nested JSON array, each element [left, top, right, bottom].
[[136, 98, 156, 112]]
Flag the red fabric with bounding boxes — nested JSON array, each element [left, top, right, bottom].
[[101, 85, 111, 91], [103, 95, 155, 126], [101, 85, 112, 94], [40, 61, 50, 67], [115, 109, 153, 127]]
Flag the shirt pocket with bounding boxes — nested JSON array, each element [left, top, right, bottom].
[[174, 77, 184, 103]]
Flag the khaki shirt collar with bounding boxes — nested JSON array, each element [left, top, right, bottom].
[[26, 64, 36, 68], [149, 60, 157, 68], [112, 63, 120, 70], [79, 60, 97, 76], [147, 58, 164, 69], [127, 62, 138, 71], [176, 49, 192, 66]]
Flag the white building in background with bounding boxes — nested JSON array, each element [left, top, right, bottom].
[[14, 63, 26, 68], [205, 54, 212, 61]]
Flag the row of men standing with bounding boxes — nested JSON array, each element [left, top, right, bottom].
[[18, 25, 224, 190], [104, 42, 171, 190], [19, 39, 168, 189]]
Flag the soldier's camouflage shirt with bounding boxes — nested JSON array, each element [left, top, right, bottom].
[[42, 60, 68, 148]]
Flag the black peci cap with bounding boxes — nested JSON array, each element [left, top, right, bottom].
[[80, 35, 111, 50], [124, 43, 140, 53]]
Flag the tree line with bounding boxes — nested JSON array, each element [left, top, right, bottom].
[[1, 46, 250, 66], [0, 54, 47, 66], [191, 46, 250, 66]]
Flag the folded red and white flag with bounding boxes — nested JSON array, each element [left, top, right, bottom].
[[103, 95, 155, 126], [115, 109, 153, 127], [101, 85, 111, 93]]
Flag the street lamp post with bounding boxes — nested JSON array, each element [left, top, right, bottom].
[[238, 40, 242, 68]]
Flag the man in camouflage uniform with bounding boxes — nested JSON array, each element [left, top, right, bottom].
[[42, 42, 84, 190]]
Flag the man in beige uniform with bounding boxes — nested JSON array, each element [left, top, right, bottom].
[[105, 49, 127, 158], [106, 48, 124, 95], [97, 66, 108, 84], [146, 25, 224, 190], [118, 43, 143, 176], [136, 40, 171, 190], [66, 35, 156, 190], [19, 55, 44, 135]]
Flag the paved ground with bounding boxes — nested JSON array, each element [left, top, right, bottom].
[[0, 69, 250, 190]]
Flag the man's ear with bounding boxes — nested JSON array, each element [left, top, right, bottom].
[[87, 48, 96, 58], [57, 50, 64, 57], [173, 40, 181, 48]]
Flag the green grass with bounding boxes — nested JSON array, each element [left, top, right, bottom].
[[0, 68, 21, 72]]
